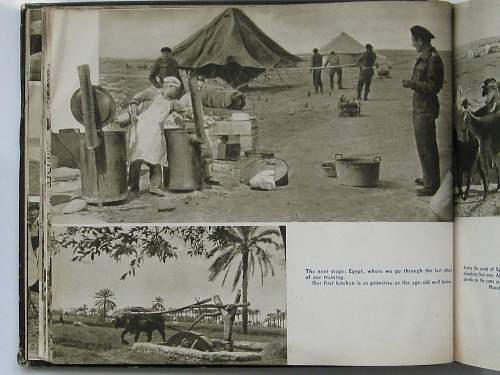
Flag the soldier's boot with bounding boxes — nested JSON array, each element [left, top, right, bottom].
[[357, 89, 362, 100], [363, 88, 369, 100]]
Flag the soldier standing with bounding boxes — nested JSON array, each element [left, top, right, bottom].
[[149, 47, 185, 94], [403, 25, 444, 196], [310, 48, 323, 94], [356, 44, 377, 100], [324, 51, 343, 91]]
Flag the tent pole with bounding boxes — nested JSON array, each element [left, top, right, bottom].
[[188, 71, 213, 185]]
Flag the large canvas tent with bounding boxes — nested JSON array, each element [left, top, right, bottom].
[[173, 7, 301, 87], [320, 32, 365, 64]]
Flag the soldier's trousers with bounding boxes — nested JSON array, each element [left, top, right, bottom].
[[413, 112, 440, 190], [312, 70, 323, 93], [329, 69, 343, 89], [128, 159, 162, 192], [357, 73, 372, 99]]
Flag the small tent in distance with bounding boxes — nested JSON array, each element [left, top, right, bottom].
[[320, 32, 365, 65], [173, 7, 301, 88]]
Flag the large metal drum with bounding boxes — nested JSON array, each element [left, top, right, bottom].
[[79, 130, 128, 204], [165, 129, 202, 191]]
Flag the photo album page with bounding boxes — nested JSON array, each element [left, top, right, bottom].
[[19, 0, 498, 370]]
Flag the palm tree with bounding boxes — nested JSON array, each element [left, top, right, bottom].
[[208, 227, 282, 334], [152, 296, 165, 311], [248, 308, 254, 326], [265, 313, 273, 327], [254, 309, 260, 326], [276, 309, 282, 328], [281, 311, 287, 329], [94, 288, 117, 322]]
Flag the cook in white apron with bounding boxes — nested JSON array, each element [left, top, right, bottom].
[[128, 76, 186, 195]]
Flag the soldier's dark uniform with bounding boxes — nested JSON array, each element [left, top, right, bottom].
[[409, 39, 444, 192], [311, 51, 324, 94], [149, 56, 185, 93], [356, 46, 377, 100]]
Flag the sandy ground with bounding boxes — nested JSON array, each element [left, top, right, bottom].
[[50, 50, 453, 224]]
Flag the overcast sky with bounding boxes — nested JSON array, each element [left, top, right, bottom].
[[99, 1, 452, 59], [52, 227, 286, 318], [454, 0, 500, 46]]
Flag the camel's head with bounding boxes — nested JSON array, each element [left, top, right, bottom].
[[481, 78, 499, 102]]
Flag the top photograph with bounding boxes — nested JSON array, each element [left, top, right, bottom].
[[38, 1, 455, 224]]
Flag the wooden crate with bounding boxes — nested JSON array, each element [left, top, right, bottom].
[[207, 118, 256, 157], [208, 120, 252, 136]]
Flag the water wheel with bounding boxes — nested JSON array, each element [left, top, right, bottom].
[[166, 330, 214, 352]]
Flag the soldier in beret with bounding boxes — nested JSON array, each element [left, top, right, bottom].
[[310, 48, 324, 95], [356, 44, 377, 100], [403, 25, 444, 196], [149, 47, 185, 94]]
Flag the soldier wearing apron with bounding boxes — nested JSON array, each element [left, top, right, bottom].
[[128, 76, 186, 195]]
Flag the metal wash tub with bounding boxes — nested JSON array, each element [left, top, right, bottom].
[[334, 154, 381, 187]]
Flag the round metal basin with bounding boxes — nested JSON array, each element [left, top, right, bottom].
[[334, 154, 381, 187]]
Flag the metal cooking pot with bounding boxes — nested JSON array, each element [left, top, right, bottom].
[[334, 153, 381, 187]]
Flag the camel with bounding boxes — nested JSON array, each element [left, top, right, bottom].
[[457, 87, 500, 199]]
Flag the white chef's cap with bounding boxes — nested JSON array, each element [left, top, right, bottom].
[[163, 76, 181, 88]]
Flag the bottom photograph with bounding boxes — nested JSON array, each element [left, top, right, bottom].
[[49, 225, 287, 365]]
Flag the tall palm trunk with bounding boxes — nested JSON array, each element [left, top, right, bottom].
[[102, 298, 107, 322], [242, 249, 249, 334]]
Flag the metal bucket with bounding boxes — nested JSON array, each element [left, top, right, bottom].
[[79, 130, 128, 204], [334, 154, 381, 187], [165, 129, 202, 192], [321, 161, 337, 178]]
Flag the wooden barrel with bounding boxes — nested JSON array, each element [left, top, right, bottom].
[[165, 129, 202, 192], [79, 130, 128, 204]]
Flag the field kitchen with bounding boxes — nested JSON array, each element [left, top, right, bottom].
[[47, 5, 453, 223]]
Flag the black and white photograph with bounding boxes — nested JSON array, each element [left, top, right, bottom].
[[27, 8, 42, 82], [25, 200, 41, 359], [46, 2, 453, 224], [26, 83, 43, 198], [454, 0, 500, 217], [50, 225, 287, 365]]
